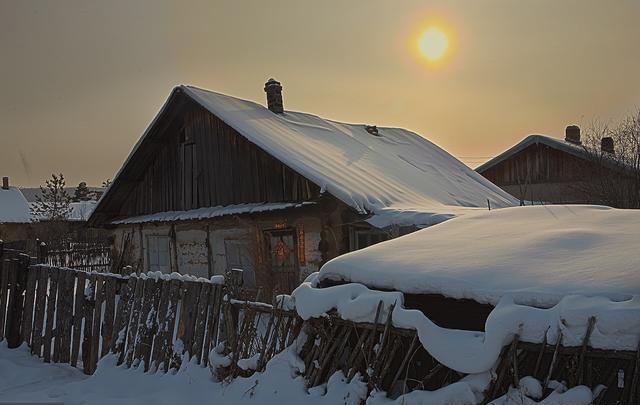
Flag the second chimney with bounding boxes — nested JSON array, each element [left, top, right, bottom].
[[264, 78, 284, 114], [2, 176, 9, 190], [565, 125, 581, 145], [601, 137, 614, 154]]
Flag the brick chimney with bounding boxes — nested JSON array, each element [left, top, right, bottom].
[[264, 78, 284, 114], [601, 137, 614, 154], [565, 125, 581, 145], [2, 176, 9, 190]]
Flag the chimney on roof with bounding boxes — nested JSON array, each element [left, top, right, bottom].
[[565, 125, 581, 145], [2, 177, 8, 190], [601, 137, 614, 154], [264, 78, 284, 114]]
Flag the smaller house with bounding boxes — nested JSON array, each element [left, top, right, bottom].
[[476, 126, 638, 207], [0, 176, 99, 249], [0, 176, 33, 243]]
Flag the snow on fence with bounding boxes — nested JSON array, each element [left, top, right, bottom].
[[0, 251, 301, 379]]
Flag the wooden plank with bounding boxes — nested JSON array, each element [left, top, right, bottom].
[[113, 277, 135, 361], [101, 276, 117, 357], [0, 258, 9, 341], [58, 270, 76, 363], [135, 277, 159, 371], [20, 265, 38, 346], [124, 276, 144, 368], [163, 279, 182, 372], [31, 266, 49, 356], [151, 278, 170, 370], [202, 283, 220, 367], [192, 282, 211, 364], [43, 267, 59, 363], [70, 271, 87, 367], [178, 281, 201, 358], [82, 273, 96, 374], [88, 275, 105, 371]]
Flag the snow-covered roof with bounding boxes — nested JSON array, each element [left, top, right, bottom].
[[318, 205, 640, 307], [181, 86, 518, 227], [29, 200, 97, 222], [0, 187, 32, 223], [95, 85, 517, 228], [475, 134, 635, 175], [111, 202, 315, 225]]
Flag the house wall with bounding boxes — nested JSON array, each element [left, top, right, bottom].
[[110, 200, 356, 296]]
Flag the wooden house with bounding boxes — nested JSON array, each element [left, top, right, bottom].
[[88, 79, 516, 296], [476, 126, 639, 207]]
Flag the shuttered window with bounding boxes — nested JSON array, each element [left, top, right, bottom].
[[148, 235, 170, 272]]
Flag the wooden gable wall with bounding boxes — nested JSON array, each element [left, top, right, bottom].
[[481, 143, 590, 186], [118, 100, 320, 218]]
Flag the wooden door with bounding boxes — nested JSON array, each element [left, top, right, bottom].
[[264, 228, 299, 295]]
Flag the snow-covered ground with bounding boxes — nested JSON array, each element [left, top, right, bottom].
[[0, 340, 600, 405], [0, 339, 368, 405]]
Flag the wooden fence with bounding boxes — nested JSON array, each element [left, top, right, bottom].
[[300, 305, 640, 404], [0, 260, 225, 374], [41, 237, 112, 273], [0, 249, 301, 379]]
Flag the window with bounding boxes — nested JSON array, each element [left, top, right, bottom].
[[350, 227, 389, 251], [148, 235, 170, 272]]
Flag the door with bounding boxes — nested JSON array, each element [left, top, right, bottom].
[[264, 228, 299, 295]]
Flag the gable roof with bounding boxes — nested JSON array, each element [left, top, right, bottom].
[[0, 187, 32, 224], [476, 134, 629, 174], [92, 85, 517, 228]]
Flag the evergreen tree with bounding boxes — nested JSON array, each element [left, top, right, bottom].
[[73, 181, 90, 201], [31, 173, 72, 221]]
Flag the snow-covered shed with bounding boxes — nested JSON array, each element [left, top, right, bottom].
[[89, 79, 516, 295], [293, 205, 640, 403]]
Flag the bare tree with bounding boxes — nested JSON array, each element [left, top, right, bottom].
[[581, 109, 640, 208], [31, 173, 72, 221]]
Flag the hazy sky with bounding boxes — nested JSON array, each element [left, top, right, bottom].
[[1, 0, 639, 187]]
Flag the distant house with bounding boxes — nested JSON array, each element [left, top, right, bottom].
[[476, 126, 638, 207], [88, 79, 516, 296], [0, 177, 33, 243], [0, 176, 99, 248]]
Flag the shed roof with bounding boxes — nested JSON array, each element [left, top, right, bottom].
[[319, 205, 640, 307]]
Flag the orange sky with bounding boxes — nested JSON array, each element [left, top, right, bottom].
[[1, 0, 639, 187]]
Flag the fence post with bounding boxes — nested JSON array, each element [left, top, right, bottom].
[[37, 240, 47, 265], [6, 255, 29, 348]]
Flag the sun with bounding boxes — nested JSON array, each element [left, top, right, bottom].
[[418, 27, 449, 62]]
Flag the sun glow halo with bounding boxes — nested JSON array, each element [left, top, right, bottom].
[[418, 27, 449, 62]]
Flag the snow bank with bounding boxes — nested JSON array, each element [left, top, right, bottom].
[[111, 202, 315, 225], [292, 275, 640, 374], [0, 186, 32, 223], [319, 205, 640, 306], [181, 86, 517, 227]]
